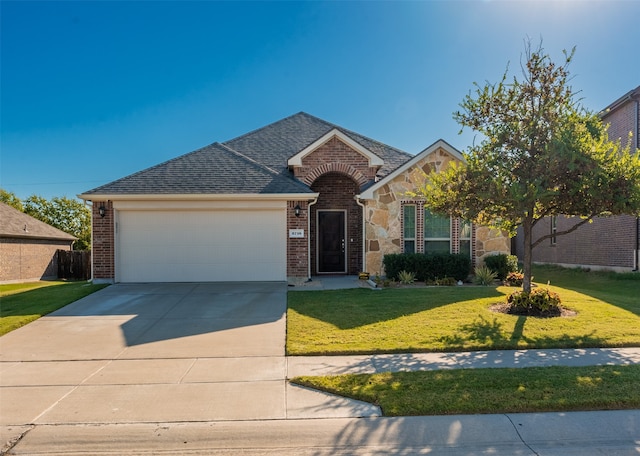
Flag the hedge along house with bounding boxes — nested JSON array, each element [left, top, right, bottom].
[[79, 113, 509, 283]]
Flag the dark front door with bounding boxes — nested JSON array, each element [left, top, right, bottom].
[[318, 210, 346, 273]]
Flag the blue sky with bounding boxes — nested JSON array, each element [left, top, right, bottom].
[[2, 0, 639, 200]]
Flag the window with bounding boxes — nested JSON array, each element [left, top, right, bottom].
[[551, 216, 557, 245], [424, 209, 451, 253], [403, 204, 416, 253], [459, 219, 472, 257]]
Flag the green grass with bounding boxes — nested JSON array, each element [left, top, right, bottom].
[[292, 364, 640, 416], [0, 281, 108, 335], [287, 266, 640, 355]]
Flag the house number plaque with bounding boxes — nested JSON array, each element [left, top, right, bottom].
[[289, 229, 305, 238]]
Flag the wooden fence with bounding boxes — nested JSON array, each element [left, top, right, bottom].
[[57, 250, 91, 280]]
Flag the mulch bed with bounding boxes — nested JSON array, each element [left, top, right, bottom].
[[489, 302, 577, 318]]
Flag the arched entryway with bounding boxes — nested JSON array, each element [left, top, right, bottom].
[[310, 172, 363, 275]]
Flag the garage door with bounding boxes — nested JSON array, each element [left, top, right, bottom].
[[117, 210, 286, 282]]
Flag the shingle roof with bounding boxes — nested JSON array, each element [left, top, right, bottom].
[[81, 142, 314, 195], [0, 202, 76, 241], [224, 112, 413, 177], [81, 112, 414, 197]]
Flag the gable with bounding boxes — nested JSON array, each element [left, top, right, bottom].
[[358, 139, 464, 200], [288, 129, 384, 168]]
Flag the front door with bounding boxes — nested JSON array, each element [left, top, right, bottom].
[[317, 210, 346, 273]]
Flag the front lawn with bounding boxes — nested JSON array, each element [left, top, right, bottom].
[[293, 364, 640, 416], [287, 266, 640, 355], [0, 281, 108, 336]]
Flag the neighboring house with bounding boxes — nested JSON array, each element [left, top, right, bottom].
[[514, 86, 640, 272], [79, 112, 509, 283], [0, 202, 76, 283]]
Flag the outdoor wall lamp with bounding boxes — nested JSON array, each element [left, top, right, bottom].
[[294, 204, 302, 217], [98, 204, 106, 218]]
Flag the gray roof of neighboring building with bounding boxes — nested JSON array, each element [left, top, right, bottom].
[[81, 112, 414, 197], [0, 202, 76, 241]]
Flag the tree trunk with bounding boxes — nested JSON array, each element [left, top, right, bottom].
[[522, 217, 533, 293]]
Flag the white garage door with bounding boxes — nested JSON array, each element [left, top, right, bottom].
[[117, 210, 286, 282]]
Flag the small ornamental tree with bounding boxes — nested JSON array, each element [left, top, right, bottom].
[[412, 42, 640, 294]]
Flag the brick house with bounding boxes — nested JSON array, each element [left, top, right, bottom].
[[514, 86, 640, 271], [0, 202, 76, 283], [80, 112, 509, 283]]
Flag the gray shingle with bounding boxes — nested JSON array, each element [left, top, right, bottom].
[[224, 112, 413, 177], [82, 143, 314, 195], [0, 202, 76, 241], [81, 112, 414, 196]]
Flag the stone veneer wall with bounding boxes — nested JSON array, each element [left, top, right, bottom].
[[363, 147, 510, 275]]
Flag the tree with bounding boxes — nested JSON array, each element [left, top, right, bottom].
[[412, 42, 640, 294], [23, 195, 92, 250], [0, 188, 24, 211]]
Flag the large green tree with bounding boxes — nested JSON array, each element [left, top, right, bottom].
[[413, 43, 640, 293]]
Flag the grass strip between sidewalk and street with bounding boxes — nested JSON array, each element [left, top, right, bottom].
[[292, 364, 640, 416], [0, 281, 109, 336]]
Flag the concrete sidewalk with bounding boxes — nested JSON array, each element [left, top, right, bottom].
[[4, 411, 640, 455], [288, 347, 640, 377]]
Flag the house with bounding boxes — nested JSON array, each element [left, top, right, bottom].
[[0, 202, 76, 283], [79, 112, 510, 283], [514, 86, 640, 272]]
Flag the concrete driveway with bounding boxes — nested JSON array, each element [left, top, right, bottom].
[[0, 282, 376, 426]]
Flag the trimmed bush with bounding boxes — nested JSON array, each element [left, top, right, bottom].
[[483, 254, 519, 281], [383, 253, 471, 282], [507, 288, 562, 316]]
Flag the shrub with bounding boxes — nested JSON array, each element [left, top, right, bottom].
[[398, 270, 416, 285], [507, 288, 562, 316], [473, 265, 498, 285], [383, 253, 471, 282], [504, 272, 524, 287], [483, 254, 519, 281]]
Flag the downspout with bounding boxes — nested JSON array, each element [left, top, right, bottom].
[[355, 196, 367, 274], [634, 97, 639, 271], [307, 197, 318, 281], [83, 200, 95, 282], [634, 216, 639, 272]]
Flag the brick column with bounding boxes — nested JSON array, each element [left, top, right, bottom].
[[92, 201, 115, 282], [287, 201, 309, 278]]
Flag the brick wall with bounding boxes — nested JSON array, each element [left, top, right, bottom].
[[310, 172, 363, 275], [294, 137, 378, 185], [602, 96, 639, 151], [0, 238, 71, 283], [92, 201, 114, 280], [526, 215, 637, 270], [287, 200, 310, 278]]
